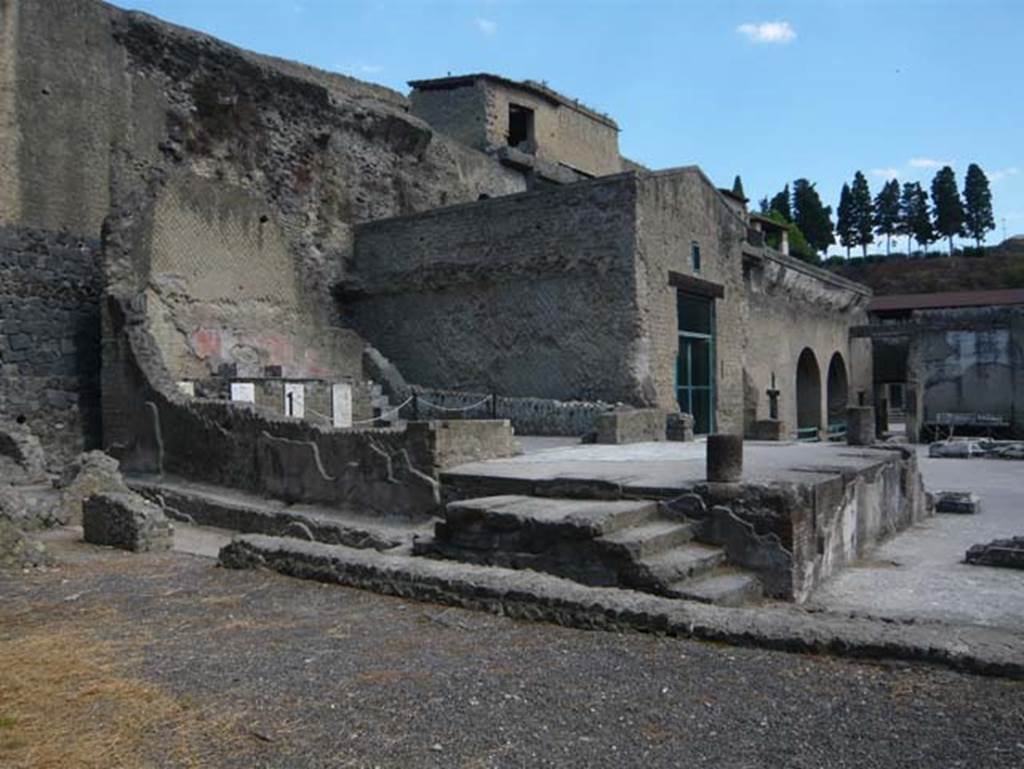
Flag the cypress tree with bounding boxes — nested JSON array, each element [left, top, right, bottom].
[[874, 179, 902, 256], [897, 182, 916, 255], [836, 183, 855, 259], [963, 163, 995, 248], [758, 196, 770, 215], [769, 185, 791, 221], [850, 171, 874, 257], [931, 165, 965, 255], [792, 178, 835, 255], [732, 175, 746, 200]]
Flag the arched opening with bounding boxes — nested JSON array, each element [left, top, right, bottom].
[[796, 348, 822, 440], [826, 352, 849, 439]]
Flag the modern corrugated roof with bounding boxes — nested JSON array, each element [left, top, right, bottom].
[[869, 288, 1024, 312]]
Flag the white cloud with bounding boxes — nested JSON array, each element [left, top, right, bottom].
[[871, 168, 901, 179], [989, 166, 1020, 182], [908, 157, 948, 169], [474, 17, 498, 36], [736, 21, 796, 44], [358, 63, 384, 75]]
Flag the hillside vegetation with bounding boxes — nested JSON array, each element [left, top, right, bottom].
[[826, 239, 1024, 295]]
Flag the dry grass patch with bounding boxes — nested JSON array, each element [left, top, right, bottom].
[[0, 619, 249, 768]]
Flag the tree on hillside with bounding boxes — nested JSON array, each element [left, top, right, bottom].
[[850, 171, 874, 257], [900, 181, 934, 254], [757, 196, 770, 215], [963, 163, 995, 248], [732, 175, 746, 200], [769, 185, 791, 221], [874, 178, 902, 256], [836, 183, 855, 258], [765, 210, 818, 264], [931, 165, 965, 255], [792, 179, 835, 255]]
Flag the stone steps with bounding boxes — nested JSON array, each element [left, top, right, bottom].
[[128, 475, 433, 552], [667, 569, 764, 607], [425, 493, 761, 606]]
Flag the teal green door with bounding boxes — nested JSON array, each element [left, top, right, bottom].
[[676, 293, 715, 434]]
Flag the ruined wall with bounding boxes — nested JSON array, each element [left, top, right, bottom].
[[346, 175, 646, 404], [633, 169, 749, 432], [743, 254, 872, 437], [411, 78, 622, 178], [909, 306, 1024, 434], [1, 0, 529, 450], [0, 225, 102, 462]]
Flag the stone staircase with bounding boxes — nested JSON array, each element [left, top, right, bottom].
[[418, 494, 762, 606], [369, 383, 405, 428], [129, 475, 432, 552]]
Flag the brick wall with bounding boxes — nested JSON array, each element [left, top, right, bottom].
[[0, 224, 102, 461]]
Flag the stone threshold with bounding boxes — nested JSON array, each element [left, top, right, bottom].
[[220, 534, 1024, 680]]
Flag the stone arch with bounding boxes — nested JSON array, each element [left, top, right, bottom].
[[826, 352, 849, 429], [796, 348, 822, 437]]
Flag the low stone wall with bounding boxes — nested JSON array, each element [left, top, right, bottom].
[[595, 408, 665, 444], [426, 420, 519, 471], [83, 491, 173, 552], [669, 446, 931, 601], [402, 387, 614, 436], [0, 225, 102, 462]]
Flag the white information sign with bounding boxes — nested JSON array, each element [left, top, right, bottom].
[[230, 382, 256, 404], [284, 383, 305, 419], [176, 381, 195, 397], [332, 383, 353, 428]]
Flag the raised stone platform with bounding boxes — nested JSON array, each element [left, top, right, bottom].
[[440, 441, 930, 602]]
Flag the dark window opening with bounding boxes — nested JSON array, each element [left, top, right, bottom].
[[507, 104, 534, 151], [691, 241, 701, 272]]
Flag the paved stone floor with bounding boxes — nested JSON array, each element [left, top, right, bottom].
[[453, 439, 897, 491], [2, 539, 1023, 769], [810, 447, 1024, 631]]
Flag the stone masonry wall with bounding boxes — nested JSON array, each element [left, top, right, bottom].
[[633, 168, 749, 432], [346, 175, 646, 404], [0, 224, 102, 462], [743, 254, 873, 438]]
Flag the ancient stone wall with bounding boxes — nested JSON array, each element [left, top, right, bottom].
[[346, 175, 645, 404], [411, 77, 622, 178], [632, 168, 750, 431], [909, 306, 1024, 435], [1, 0, 529, 452], [0, 224, 102, 462], [743, 253, 873, 437]]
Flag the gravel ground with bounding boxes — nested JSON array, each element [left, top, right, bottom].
[[2, 537, 1023, 769]]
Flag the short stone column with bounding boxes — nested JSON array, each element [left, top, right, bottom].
[[707, 433, 743, 482], [846, 406, 876, 446]]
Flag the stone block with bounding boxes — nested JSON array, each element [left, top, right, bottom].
[[965, 537, 1024, 569], [707, 433, 743, 483], [0, 421, 48, 484], [82, 491, 173, 552], [748, 419, 787, 441], [594, 408, 666, 445], [934, 491, 981, 515], [846, 406, 875, 446], [666, 413, 694, 442]]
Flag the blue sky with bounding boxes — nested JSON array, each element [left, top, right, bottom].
[[119, 0, 1022, 252]]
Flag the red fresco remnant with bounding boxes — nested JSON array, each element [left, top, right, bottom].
[[259, 333, 294, 373], [192, 329, 222, 360]]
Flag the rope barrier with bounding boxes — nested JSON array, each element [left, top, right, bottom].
[[349, 396, 414, 426], [416, 394, 493, 413]]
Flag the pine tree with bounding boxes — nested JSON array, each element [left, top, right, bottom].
[[897, 182, 916, 255], [931, 165, 965, 255], [732, 175, 746, 200], [902, 182, 934, 254], [849, 171, 874, 257], [792, 178, 835, 255], [836, 183, 855, 259], [758, 196, 770, 215], [769, 185, 791, 221], [963, 163, 995, 248], [873, 179, 902, 256]]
